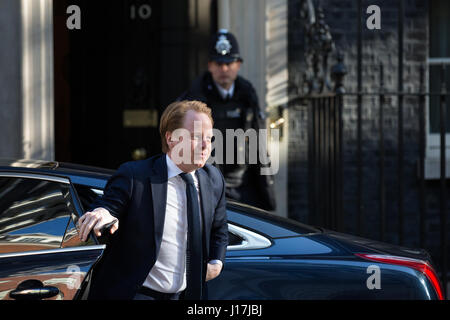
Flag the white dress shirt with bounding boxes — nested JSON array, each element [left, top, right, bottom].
[[214, 81, 235, 100], [142, 154, 222, 293]]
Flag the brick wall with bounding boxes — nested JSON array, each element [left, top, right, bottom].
[[287, 0, 449, 271]]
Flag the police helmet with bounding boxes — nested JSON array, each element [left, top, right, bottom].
[[208, 29, 243, 63]]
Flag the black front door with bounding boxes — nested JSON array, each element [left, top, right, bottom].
[[54, 0, 216, 169]]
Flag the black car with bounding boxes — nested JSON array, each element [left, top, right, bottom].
[[0, 159, 444, 300]]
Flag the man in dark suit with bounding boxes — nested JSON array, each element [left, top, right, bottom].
[[78, 100, 228, 300]]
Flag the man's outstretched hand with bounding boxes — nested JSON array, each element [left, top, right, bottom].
[[78, 207, 119, 242]]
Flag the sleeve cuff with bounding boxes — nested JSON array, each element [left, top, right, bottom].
[[208, 259, 223, 267]]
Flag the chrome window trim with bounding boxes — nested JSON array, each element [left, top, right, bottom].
[[91, 188, 104, 196], [0, 172, 70, 184], [0, 245, 106, 259], [227, 223, 272, 251]]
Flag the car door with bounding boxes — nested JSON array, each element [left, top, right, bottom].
[[0, 172, 105, 300]]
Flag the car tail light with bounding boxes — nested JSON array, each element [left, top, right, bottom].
[[355, 253, 444, 300]]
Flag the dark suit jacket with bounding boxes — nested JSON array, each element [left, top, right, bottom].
[[87, 154, 228, 299]]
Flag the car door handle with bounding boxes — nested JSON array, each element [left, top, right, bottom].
[[9, 279, 60, 300]]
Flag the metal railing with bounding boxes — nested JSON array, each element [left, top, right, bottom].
[[295, 0, 449, 298]]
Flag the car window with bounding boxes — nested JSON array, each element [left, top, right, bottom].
[[0, 177, 73, 254], [227, 223, 272, 251], [62, 217, 95, 247]]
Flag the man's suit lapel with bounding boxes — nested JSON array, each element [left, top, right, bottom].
[[148, 157, 214, 257], [148, 155, 168, 256], [196, 169, 213, 252]]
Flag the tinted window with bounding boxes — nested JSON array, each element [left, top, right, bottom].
[[0, 177, 73, 253], [73, 184, 100, 211], [429, 0, 450, 133]]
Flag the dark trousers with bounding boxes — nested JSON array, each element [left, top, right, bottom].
[[134, 286, 183, 300]]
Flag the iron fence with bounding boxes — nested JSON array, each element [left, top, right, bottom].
[[304, 64, 449, 295], [296, 0, 449, 298]]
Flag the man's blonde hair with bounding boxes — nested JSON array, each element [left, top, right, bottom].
[[159, 100, 213, 153]]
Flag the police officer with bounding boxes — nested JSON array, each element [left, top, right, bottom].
[[179, 29, 276, 211]]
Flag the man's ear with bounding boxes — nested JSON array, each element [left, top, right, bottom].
[[165, 131, 173, 150], [166, 131, 184, 151]]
